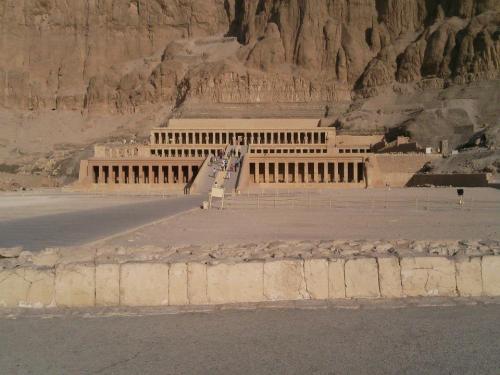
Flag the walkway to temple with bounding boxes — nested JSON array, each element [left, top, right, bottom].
[[0, 194, 202, 251]]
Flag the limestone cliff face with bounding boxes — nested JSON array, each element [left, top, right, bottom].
[[0, 0, 229, 110], [1, 0, 499, 112]]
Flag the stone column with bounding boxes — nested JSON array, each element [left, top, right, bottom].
[[264, 163, 269, 183], [304, 162, 309, 183], [343, 162, 347, 183], [333, 162, 338, 182], [159, 165, 164, 184], [284, 162, 289, 183], [353, 162, 358, 183], [97, 165, 104, 184], [313, 162, 319, 183], [187, 165, 192, 183], [108, 166, 114, 184], [324, 162, 328, 183], [149, 165, 154, 184], [294, 162, 299, 183], [137, 165, 143, 184], [167, 166, 173, 184]]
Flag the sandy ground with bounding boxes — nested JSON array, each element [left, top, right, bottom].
[[105, 188, 500, 247], [0, 191, 158, 221]]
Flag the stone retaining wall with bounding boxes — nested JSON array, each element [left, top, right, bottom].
[[1, 255, 499, 308], [407, 173, 491, 187]]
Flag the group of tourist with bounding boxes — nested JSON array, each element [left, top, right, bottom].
[[209, 148, 242, 180]]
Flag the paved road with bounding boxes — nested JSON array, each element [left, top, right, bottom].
[[0, 304, 499, 374], [0, 195, 202, 250]]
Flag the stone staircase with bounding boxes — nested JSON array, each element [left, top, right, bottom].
[[189, 156, 216, 195], [222, 145, 248, 195]]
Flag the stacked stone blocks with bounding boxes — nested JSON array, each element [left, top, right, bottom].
[[1, 255, 499, 308]]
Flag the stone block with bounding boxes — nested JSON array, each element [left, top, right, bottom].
[[0, 247, 23, 258], [482, 256, 500, 296], [207, 262, 264, 304], [345, 258, 380, 298], [304, 259, 328, 299], [120, 263, 169, 306], [328, 259, 346, 299], [456, 257, 482, 297], [55, 263, 95, 307], [187, 263, 207, 305], [169, 263, 188, 305], [96, 264, 120, 306], [378, 257, 403, 298], [0, 268, 55, 308], [23, 268, 55, 307], [31, 248, 60, 267], [400, 257, 456, 297], [0, 269, 27, 307], [263, 260, 308, 301]]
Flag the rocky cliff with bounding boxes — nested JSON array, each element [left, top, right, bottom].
[[0, 0, 229, 110], [1, 0, 498, 113]]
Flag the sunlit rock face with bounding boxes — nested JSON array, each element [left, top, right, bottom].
[[1, 0, 498, 112]]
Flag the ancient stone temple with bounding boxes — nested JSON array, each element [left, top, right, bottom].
[[78, 118, 438, 192]]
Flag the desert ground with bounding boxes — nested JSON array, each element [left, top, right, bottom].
[[105, 188, 500, 248], [1, 187, 498, 253]]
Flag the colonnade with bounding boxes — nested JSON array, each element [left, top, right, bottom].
[[151, 148, 223, 158], [151, 130, 331, 146], [248, 161, 365, 184], [90, 163, 200, 185]]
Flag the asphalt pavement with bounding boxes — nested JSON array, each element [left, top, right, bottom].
[[0, 195, 202, 250], [0, 303, 499, 374]]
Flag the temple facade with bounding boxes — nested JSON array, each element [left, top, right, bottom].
[[78, 118, 436, 192]]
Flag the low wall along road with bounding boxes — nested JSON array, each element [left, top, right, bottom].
[[1, 241, 499, 308]]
